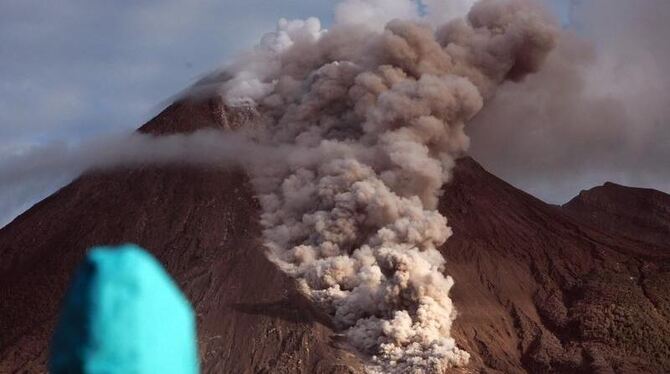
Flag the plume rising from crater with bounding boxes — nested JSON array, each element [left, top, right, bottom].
[[206, 0, 558, 372]]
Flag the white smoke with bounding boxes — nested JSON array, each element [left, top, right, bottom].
[[0, 129, 294, 227], [334, 0, 420, 30], [0, 131, 268, 182], [218, 17, 326, 105], [423, 0, 477, 25], [215, 0, 558, 372], [218, 0, 478, 106]]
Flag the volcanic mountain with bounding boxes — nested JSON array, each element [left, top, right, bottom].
[[1, 97, 669, 373]]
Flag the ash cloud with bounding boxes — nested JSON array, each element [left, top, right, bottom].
[[217, 0, 558, 372], [467, 0, 670, 202], [0, 130, 280, 226]]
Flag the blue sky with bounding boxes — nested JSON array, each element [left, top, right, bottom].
[[0, 1, 334, 148]]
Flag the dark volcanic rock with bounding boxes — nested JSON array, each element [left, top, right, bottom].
[[2, 97, 670, 373], [138, 97, 258, 136], [563, 182, 670, 248], [443, 159, 670, 373]]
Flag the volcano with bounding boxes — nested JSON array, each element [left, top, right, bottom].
[[1, 97, 669, 373]]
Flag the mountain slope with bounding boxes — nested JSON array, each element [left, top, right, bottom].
[[442, 159, 670, 373], [0, 98, 364, 374], [1, 98, 670, 373], [563, 182, 670, 248]]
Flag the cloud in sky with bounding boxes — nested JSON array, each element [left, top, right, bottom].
[[0, 0, 333, 142], [0, 0, 332, 226]]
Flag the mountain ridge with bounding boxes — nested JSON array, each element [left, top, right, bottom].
[[563, 182, 670, 249]]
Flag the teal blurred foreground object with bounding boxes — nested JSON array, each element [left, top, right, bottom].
[[49, 244, 200, 374]]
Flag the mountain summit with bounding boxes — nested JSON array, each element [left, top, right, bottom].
[[1, 98, 669, 373]]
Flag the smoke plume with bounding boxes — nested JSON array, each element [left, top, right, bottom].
[[468, 0, 670, 202], [214, 0, 557, 372], [0, 1, 558, 371], [0, 130, 281, 226]]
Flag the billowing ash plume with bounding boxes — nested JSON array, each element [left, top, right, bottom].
[[468, 0, 670, 202], [213, 0, 558, 372]]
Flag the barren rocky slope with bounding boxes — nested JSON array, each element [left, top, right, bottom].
[[442, 159, 670, 373], [1, 98, 669, 373], [563, 182, 670, 248]]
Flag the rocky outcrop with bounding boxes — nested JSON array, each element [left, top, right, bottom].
[[563, 182, 670, 248]]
